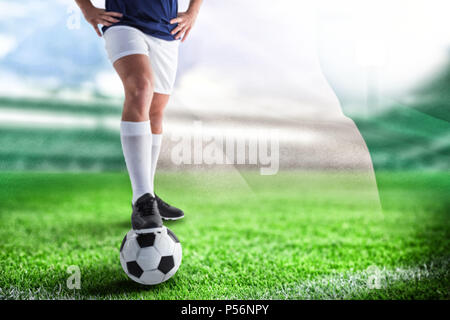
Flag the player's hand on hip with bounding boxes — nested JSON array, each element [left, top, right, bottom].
[[170, 10, 199, 42], [81, 6, 123, 37]]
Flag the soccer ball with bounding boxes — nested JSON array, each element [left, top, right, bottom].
[[119, 227, 182, 285]]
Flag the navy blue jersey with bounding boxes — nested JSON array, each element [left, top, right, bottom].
[[102, 0, 178, 41]]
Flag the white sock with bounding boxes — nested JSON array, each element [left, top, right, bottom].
[[120, 121, 153, 204], [150, 134, 163, 193]]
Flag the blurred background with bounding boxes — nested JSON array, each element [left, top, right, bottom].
[[0, 0, 449, 192]]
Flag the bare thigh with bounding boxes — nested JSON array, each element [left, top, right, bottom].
[[113, 54, 154, 122]]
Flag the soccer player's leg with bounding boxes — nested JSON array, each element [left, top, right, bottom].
[[149, 93, 185, 221], [145, 35, 184, 221], [114, 54, 163, 233]]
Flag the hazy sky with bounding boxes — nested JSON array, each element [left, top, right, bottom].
[[0, 0, 449, 116]]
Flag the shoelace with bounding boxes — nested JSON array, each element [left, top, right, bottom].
[[137, 201, 155, 216]]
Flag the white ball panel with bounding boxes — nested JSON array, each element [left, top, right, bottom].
[[140, 269, 166, 285], [126, 229, 136, 240], [119, 252, 128, 273], [136, 247, 161, 271], [163, 243, 182, 281], [122, 238, 140, 262], [127, 272, 145, 285], [173, 242, 182, 267], [154, 227, 175, 256]]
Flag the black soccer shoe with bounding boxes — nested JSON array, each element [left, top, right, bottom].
[[131, 193, 163, 233], [155, 194, 185, 221]]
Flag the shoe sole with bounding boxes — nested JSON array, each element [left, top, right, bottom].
[[161, 215, 185, 221], [133, 226, 164, 234]]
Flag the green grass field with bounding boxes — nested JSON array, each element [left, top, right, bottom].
[[0, 171, 448, 299]]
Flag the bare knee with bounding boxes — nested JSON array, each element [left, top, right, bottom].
[[124, 75, 153, 102], [123, 76, 153, 120]]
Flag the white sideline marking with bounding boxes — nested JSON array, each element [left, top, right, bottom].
[[238, 258, 450, 299]]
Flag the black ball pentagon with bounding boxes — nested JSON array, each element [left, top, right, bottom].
[[167, 228, 180, 243], [158, 256, 175, 274], [136, 233, 156, 248], [120, 235, 127, 252], [127, 261, 144, 278]]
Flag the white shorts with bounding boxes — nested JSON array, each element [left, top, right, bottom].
[[103, 25, 180, 95]]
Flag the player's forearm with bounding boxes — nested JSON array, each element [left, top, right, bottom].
[[187, 0, 203, 15], [75, 0, 94, 14]]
